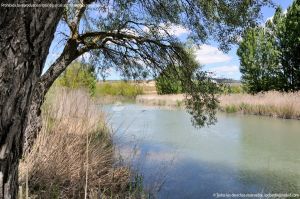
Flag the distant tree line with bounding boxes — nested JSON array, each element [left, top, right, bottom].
[[237, 0, 300, 93]]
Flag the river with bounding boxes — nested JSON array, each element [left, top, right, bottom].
[[104, 104, 300, 199]]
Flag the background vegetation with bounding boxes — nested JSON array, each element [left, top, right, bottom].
[[238, 1, 300, 93], [155, 48, 200, 95], [56, 62, 97, 96], [96, 82, 144, 98], [155, 65, 185, 94], [219, 91, 300, 119], [55, 61, 144, 99], [219, 84, 244, 94]]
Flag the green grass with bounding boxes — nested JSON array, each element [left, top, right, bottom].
[[224, 105, 239, 113]]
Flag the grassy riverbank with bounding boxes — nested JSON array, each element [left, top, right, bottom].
[[136, 92, 300, 120], [136, 94, 185, 107], [19, 88, 145, 198], [219, 92, 300, 119]]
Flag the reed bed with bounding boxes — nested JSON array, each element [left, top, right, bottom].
[[219, 91, 300, 119], [136, 92, 300, 119], [136, 94, 185, 107], [19, 88, 143, 198]]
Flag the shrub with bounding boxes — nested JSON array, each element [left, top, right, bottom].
[[96, 82, 143, 98], [56, 62, 97, 96], [220, 84, 244, 94]]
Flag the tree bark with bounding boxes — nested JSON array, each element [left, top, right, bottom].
[[0, 0, 66, 197], [23, 39, 80, 154]]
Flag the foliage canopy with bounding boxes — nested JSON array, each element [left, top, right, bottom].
[[238, 0, 300, 93], [43, 0, 272, 126], [155, 48, 200, 95], [56, 62, 97, 95]]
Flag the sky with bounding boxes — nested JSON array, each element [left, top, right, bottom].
[[44, 0, 294, 81]]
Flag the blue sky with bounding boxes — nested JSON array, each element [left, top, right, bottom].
[[44, 0, 294, 80]]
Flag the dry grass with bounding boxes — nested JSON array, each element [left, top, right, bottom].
[[136, 92, 300, 119], [19, 88, 143, 198], [136, 94, 185, 108], [137, 81, 157, 94], [219, 91, 300, 119]]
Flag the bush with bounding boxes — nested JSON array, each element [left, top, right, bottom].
[[96, 82, 143, 98], [220, 84, 244, 94], [56, 62, 97, 96]]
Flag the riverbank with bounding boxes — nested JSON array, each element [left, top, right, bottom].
[[19, 88, 145, 198], [136, 92, 300, 120]]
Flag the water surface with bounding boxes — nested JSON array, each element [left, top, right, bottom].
[[105, 104, 300, 198]]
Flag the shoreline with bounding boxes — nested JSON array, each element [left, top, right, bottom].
[[136, 92, 300, 120]]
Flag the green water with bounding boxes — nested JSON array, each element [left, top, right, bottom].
[[105, 104, 300, 198]]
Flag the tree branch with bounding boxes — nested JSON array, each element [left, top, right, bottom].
[[79, 31, 171, 49], [73, 0, 96, 26], [39, 39, 81, 94]]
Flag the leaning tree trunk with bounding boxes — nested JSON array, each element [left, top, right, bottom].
[[0, 1, 65, 198], [23, 36, 80, 154]]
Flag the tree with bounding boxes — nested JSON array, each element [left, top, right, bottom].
[[156, 65, 185, 94], [237, 26, 282, 93], [265, 6, 292, 91], [156, 48, 200, 94], [0, 0, 67, 197], [278, 0, 300, 90], [56, 61, 97, 95], [238, 1, 300, 93], [0, 0, 270, 197]]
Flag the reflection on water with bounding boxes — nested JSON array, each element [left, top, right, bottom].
[[104, 104, 300, 198]]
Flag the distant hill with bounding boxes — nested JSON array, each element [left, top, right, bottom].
[[212, 78, 241, 84]]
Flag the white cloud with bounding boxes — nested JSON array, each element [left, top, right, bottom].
[[195, 44, 232, 64]]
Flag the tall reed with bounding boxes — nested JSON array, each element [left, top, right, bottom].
[[19, 88, 141, 198], [136, 91, 300, 119], [219, 91, 300, 119]]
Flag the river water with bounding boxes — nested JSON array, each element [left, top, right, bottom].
[[104, 104, 300, 198]]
